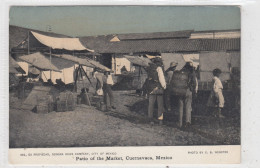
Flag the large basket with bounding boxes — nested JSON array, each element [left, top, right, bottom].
[[56, 91, 76, 112]]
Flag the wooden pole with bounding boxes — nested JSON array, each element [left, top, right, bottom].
[[138, 65, 141, 79], [79, 65, 83, 80], [49, 47, 52, 81], [113, 54, 116, 73], [74, 66, 79, 92], [42, 71, 48, 81], [28, 31, 30, 54], [81, 65, 94, 88]]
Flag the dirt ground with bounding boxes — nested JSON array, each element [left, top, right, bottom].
[[9, 89, 240, 148]]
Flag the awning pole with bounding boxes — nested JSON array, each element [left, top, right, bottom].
[[113, 54, 116, 73], [139, 66, 141, 78], [79, 65, 85, 88], [74, 66, 79, 92], [62, 69, 65, 84], [28, 31, 30, 54], [49, 47, 52, 81], [42, 71, 48, 81], [81, 65, 94, 88]]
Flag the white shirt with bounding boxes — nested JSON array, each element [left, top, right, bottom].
[[93, 71, 98, 79], [195, 77, 198, 93], [213, 76, 223, 93], [156, 67, 166, 89], [103, 74, 114, 85], [94, 72, 104, 86]]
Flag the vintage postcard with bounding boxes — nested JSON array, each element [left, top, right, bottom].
[[9, 6, 241, 165]]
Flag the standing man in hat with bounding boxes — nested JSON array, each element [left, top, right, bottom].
[[146, 57, 167, 124], [103, 71, 116, 111], [93, 68, 104, 95], [164, 61, 178, 112]]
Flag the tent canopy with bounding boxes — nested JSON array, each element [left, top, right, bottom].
[[49, 55, 77, 70], [18, 52, 61, 72], [85, 57, 111, 71], [161, 53, 186, 71], [9, 56, 25, 74], [124, 55, 152, 67], [51, 54, 93, 67], [28, 66, 40, 75], [31, 31, 94, 52], [51, 54, 111, 71]]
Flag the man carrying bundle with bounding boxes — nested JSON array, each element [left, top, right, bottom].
[[170, 61, 197, 129]]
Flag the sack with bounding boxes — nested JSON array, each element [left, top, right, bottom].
[[96, 88, 103, 96], [146, 64, 161, 94], [170, 70, 189, 96]]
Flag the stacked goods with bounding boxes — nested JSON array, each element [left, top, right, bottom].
[[67, 92, 76, 111], [56, 91, 76, 112], [35, 95, 54, 114]]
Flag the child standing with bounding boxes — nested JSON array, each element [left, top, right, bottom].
[[207, 68, 225, 118]]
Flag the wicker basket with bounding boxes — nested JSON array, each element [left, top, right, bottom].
[[56, 91, 76, 112]]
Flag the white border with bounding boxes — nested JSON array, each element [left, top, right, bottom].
[[1, 0, 260, 167]]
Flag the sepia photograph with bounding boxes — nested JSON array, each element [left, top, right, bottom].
[[9, 6, 241, 150]]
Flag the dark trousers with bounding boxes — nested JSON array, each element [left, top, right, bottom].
[[103, 84, 114, 108], [164, 87, 171, 111], [96, 79, 102, 90]]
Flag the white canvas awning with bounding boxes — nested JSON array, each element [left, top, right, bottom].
[[9, 56, 25, 74], [51, 54, 111, 71], [31, 31, 94, 52], [161, 53, 186, 71], [125, 55, 152, 67], [18, 52, 60, 72]]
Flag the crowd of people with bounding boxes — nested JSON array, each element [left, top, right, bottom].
[[92, 57, 226, 129], [143, 57, 225, 128]]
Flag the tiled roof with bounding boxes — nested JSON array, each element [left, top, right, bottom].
[[117, 30, 193, 40], [200, 38, 240, 51], [80, 37, 240, 54], [10, 26, 240, 54]]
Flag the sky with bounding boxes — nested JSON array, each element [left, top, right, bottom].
[[9, 6, 240, 37]]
